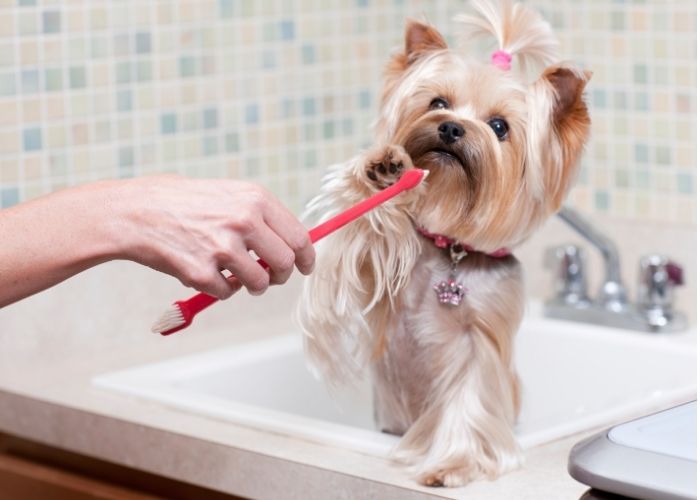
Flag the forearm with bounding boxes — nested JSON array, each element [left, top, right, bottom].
[[0, 181, 126, 307]]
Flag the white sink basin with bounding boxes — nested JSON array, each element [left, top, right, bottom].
[[94, 305, 696, 457]]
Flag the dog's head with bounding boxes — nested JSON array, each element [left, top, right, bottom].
[[374, 10, 590, 251]]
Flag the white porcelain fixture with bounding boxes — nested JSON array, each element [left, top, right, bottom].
[[94, 304, 696, 457]]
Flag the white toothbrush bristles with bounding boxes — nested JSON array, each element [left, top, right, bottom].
[[151, 304, 185, 334]]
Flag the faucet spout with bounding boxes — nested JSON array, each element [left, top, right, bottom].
[[556, 206, 628, 311]]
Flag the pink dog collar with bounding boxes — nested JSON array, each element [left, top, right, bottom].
[[416, 227, 511, 258]]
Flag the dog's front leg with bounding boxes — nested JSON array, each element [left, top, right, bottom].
[[394, 326, 522, 488], [299, 144, 422, 384]]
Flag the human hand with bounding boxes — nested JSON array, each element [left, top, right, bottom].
[[111, 175, 315, 299]]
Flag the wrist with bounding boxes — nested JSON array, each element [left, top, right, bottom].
[[67, 178, 138, 265], [95, 177, 149, 263]]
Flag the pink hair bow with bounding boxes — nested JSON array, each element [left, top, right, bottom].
[[491, 49, 512, 71]]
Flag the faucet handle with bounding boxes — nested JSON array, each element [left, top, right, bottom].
[[546, 244, 590, 305], [637, 255, 685, 329], [666, 261, 684, 286]]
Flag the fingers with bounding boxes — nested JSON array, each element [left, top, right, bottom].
[[261, 199, 315, 276], [245, 226, 296, 286], [183, 268, 242, 301], [221, 274, 244, 297], [198, 234, 294, 297], [220, 240, 271, 296], [130, 177, 314, 300]]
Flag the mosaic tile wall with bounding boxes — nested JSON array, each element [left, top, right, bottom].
[[0, 0, 695, 226]]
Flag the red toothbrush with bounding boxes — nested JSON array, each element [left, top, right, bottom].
[[151, 168, 428, 336]]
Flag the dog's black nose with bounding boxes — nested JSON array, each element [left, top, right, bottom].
[[438, 121, 465, 145]]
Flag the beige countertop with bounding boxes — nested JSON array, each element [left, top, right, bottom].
[[0, 259, 694, 499]]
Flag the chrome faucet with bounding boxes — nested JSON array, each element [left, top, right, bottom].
[[544, 206, 687, 333]]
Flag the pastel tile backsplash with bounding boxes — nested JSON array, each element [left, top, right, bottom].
[[0, 0, 695, 226]]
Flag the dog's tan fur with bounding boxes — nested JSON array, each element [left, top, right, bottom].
[[298, 0, 590, 487]]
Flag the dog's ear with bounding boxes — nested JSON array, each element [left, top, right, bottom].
[[386, 20, 447, 76], [535, 66, 591, 209], [404, 20, 448, 63], [544, 67, 591, 131]]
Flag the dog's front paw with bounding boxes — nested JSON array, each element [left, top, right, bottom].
[[365, 145, 413, 189], [419, 466, 478, 488], [417, 451, 521, 487]]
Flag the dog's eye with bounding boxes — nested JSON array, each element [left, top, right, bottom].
[[487, 118, 509, 141], [429, 97, 449, 110]]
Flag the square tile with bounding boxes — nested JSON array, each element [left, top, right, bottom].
[[69, 66, 87, 89], [22, 127, 41, 151], [677, 173, 694, 194], [118, 146, 134, 167], [44, 68, 63, 91], [225, 132, 239, 152], [135, 32, 151, 54], [136, 60, 152, 82], [632, 64, 647, 84], [179, 56, 197, 77], [161, 113, 177, 134], [116, 89, 132, 112], [302, 97, 315, 116], [18, 12, 39, 36], [115, 62, 132, 84], [21, 69, 39, 93], [594, 190, 610, 210], [203, 108, 218, 129], [634, 143, 649, 163], [301, 44, 315, 64], [42, 10, 61, 33], [279, 20, 295, 40], [245, 103, 259, 124], [220, 0, 235, 18], [0, 72, 16, 96], [0, 187, 19, 208], [202, 136, 218, 156]]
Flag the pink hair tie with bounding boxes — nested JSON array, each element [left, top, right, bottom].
[[491, 49, 512, 71]]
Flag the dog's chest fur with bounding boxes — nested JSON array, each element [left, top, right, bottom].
[[371, 239, 523, 435]]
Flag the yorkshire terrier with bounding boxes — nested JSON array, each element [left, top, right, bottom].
[[298, 0, 590, 487]]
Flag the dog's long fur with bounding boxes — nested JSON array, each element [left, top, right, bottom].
[[299, 0, 590, 487]]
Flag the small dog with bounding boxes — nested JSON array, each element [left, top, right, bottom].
[[299, 0, 590, 487]]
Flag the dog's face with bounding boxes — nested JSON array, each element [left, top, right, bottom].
[[375, 22, 590, 251]]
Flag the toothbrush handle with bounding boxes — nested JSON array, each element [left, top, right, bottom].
[[175, 258, 270, 321], [179, 291, 219, 315], [308, 170, 423, 242], [168, 169, 425, 329]]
